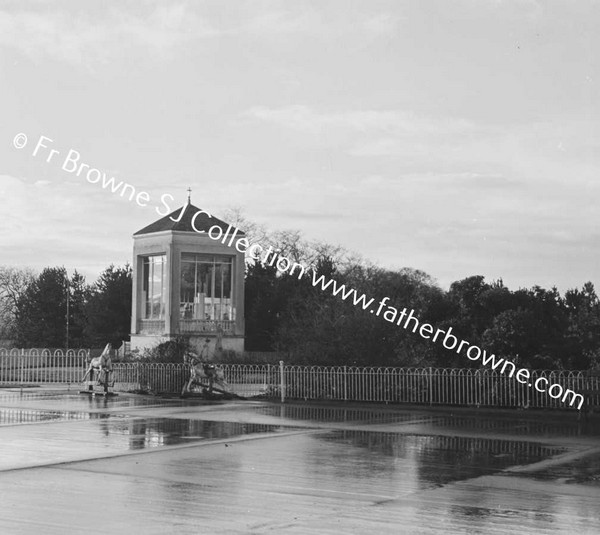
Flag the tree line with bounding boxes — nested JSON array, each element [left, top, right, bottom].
[[0, 265, 131, 349], [235, 213, 600, 371], [247, 256, 600, 370], [1, 214, 598, 369]]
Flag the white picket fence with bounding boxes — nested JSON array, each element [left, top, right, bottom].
[[0, 349, 597, 410], [278, 366, 597, 410], [0, 349, 89, 385]]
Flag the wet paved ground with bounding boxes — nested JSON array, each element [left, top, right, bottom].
[[0, 387, 599, 534]]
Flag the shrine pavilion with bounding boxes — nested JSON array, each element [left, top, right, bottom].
[[129, 196, 245, 353]]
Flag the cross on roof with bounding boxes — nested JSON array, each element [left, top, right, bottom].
[[187, 187, 192, 204]]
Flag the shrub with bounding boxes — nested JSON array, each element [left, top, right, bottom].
[[123, 337, 191, 363]]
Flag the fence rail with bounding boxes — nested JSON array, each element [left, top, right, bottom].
[[0, 349, 597, 410]]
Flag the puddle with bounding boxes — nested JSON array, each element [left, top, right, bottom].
[[510, 451, 600, 486], [422, 414, 600, 438], [247, 404, 424, 424], [244, 404, 600, 437], [0, 408, 90, 425], [0, 393, 598, 534], [103, 416, 287, 449], [0, 412, 290, 471], [316, 430, 566, 487], [0, 390, 204, 411]]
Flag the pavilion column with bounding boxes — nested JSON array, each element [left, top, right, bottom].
[[165, 243, 173, 335], [130, 254, 141, 335], [235, 255, 245, 336]]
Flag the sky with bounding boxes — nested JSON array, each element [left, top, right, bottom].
[[0, 0, 598, 292]]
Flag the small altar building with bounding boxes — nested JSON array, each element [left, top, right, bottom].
[[130, 199, 245, 353]]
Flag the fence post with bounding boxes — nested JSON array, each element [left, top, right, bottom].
[[429, 367, 433, 406], [279, 360, 285, 403], [20, 348, 25, 393], [344, 366, 347, 401]]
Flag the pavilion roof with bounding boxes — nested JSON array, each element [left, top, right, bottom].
[[134, 203, 242, 236]]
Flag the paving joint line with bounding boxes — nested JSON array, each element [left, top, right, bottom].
[[0, 427, 327, 474]]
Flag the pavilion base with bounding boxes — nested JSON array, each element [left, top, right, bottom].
[[130, 333, 244, 353]]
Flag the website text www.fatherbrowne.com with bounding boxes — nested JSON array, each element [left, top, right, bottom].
[[168, 204, 585, 411], [12, 132, 584, 410]]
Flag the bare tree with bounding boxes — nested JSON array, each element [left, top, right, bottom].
[[221, 206, 269, 246], [0, 266, 35, 339], [222, 206, 359, 268]]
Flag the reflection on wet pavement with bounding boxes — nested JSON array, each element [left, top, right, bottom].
[[408, 414, 600, 438], [319, 430, 565, 486], [123, 417, 286, 449], [0, 407, 90, 425], [250, 403, 419, 423], [0, 389, 200, 410], [1, 431, 596, 535], [1, 388, 600, 533], [0, 413, 290, 470], [511, 450, 600, 486], [245, 403, 600, 438]]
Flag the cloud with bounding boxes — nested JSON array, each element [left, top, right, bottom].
[[362, 13, 400, 34], [242, 7, 401, 36], [241, 105, 599, 178], [0, 3, 400, 69], [0, 174, 133, 276], [244, 10, 318, 34], [242, 105, 477, 136], [0, 4, 216, 68]]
